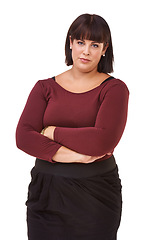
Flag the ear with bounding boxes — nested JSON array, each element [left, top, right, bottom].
[[102, 43, 109, 56]]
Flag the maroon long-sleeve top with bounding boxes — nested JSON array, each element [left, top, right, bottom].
[[16, 76, 129, 162]]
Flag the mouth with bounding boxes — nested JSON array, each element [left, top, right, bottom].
[[79, 58, 91, 63]]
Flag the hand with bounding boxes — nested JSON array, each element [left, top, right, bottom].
[[41, 126, 56, 140], [79, 152, 112, 164]]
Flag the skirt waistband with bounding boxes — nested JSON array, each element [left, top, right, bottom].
[[35, 155, 117, 178]]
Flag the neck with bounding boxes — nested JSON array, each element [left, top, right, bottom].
[[69, 66, 99, 82]]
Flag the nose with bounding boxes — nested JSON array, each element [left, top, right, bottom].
[[83, 44, 90, 56]]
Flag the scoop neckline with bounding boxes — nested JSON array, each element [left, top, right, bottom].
[[51, 76, 114, 95]]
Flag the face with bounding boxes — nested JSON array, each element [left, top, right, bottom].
[[70, 38, 107, 73]]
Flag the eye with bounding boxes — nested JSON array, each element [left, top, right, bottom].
[[92, 44, 99, 48], [77, 41, 84, 45]]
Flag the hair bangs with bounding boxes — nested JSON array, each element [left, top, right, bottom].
[[71, 20, 107, 44]]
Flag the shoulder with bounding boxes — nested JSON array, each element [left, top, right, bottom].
[[34, 77, 57, 92], [102, 77, 129, 93], [37, 77, 54, 87], [29, 77, 56, 100], [99, 78, 129, 101]]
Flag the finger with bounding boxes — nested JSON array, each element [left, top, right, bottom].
[[106, 152, 112, 155]]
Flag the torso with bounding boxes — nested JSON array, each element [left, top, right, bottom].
[[42, 75, 121, 129]]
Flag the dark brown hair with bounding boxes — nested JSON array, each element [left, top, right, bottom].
[[65, 14, 114, 73]]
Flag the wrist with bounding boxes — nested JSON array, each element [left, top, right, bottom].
[[42, 126, 56, 140], [41, 126, 49, 135]]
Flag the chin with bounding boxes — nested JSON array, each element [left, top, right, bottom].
[[78, 67, 94, 73], [76, 64, 97, 73]]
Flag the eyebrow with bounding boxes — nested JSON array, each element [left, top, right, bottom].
[[79, 39, 100, 44]]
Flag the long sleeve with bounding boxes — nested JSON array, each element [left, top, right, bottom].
[[54, 82, 129, 156], [16, 81, 62, 162]]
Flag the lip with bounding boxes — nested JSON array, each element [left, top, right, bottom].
[[79, 58, 91, 63]]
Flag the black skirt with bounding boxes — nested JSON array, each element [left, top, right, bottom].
[[26, 155, 122, 240]]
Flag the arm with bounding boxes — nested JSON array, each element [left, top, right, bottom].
[[16, 81, 62, 162], [53, 82, 129, 156]]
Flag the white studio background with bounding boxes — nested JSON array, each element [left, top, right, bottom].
[[0, 0, 156, 239]]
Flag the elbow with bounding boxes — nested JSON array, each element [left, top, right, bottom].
[[96, 127, 126, 156], [94, 144, 114, 156], [16, 132, 23, 151], [16, 137, 23, 151], [89, 136, 118, 156], [15, 126, 25, 151], [96, 136, 123, 156], [15, 122, 33, 152], [87, 140, 113, 156]]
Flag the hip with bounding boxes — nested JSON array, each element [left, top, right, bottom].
[[35, 154, 117, 178]]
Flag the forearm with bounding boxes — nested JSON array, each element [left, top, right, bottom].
[[54, 127, 114, 156]]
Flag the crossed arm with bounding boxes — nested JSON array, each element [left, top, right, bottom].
[[42, 126, 111, 163]]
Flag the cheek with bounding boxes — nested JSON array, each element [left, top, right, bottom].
[[92, 51, 102, 63], [72, 46, 80, 60]]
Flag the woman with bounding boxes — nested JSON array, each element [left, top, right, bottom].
[[16, 13, 129, 240]]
